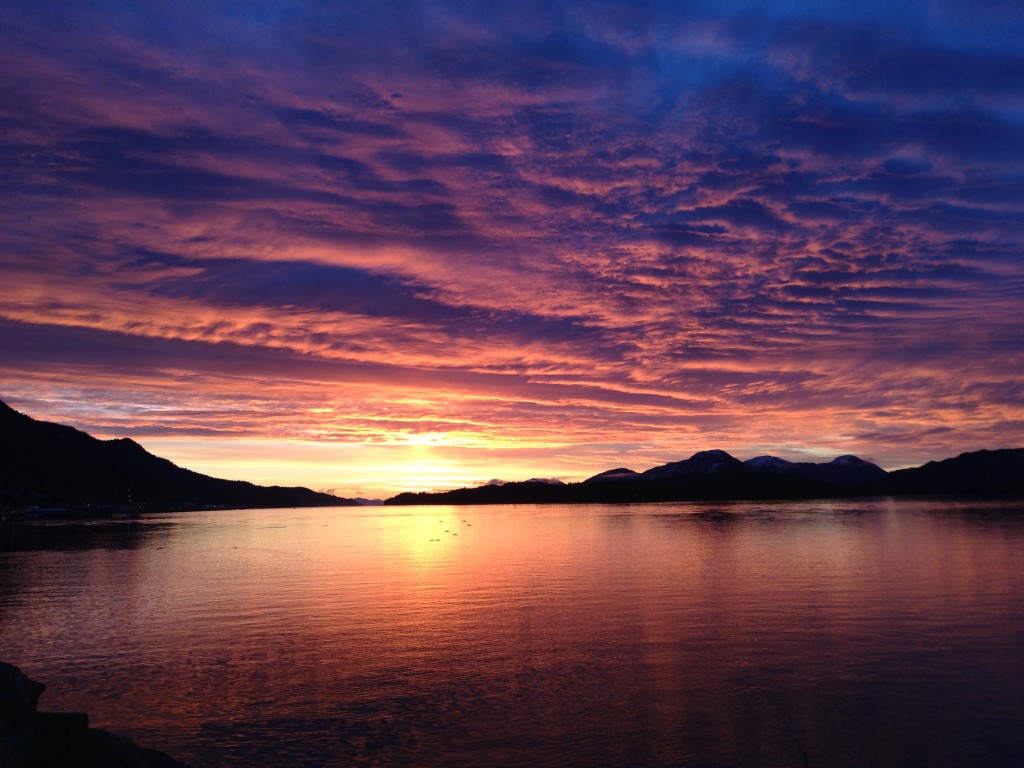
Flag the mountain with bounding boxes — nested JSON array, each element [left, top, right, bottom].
[[0, 400, 356, 512], [641, 449, 743, 480], [583, 467, 638, 483], [744, 456, 793, 472], [879, 449, 1024, 496], [7, 396, 1019, 510], [387, 448, 1024, 506], [389, 450, 845, 506], [742, 454, 888, 485], [633, 449, 884, 486]]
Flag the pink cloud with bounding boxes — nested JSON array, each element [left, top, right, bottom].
[[1, 1, 1022, 494]]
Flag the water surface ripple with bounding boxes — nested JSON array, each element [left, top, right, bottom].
[[2, 499, 1023, 767]]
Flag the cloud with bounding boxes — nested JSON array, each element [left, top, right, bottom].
[[1, 0, 1022, 493]]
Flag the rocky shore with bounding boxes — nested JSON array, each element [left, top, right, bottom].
[[0, 662, 192, 768]]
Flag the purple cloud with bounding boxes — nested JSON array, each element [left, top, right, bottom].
[[1, 0, 1022, 494]]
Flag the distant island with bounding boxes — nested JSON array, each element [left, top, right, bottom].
[[0, 399, 356, 513], [386, 448, 1024, 505]]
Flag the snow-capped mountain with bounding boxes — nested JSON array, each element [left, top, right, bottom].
[[742, 454, 887, 485], [640, 449, 744, 480], [744, 455, 794, 472]]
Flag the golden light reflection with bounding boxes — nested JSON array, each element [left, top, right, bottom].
[[383, 510, 459, 565]]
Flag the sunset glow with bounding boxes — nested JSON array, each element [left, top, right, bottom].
[[2, 1, 1022, 498]]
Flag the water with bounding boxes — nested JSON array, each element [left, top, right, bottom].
[[2, 499, 1023, 767]]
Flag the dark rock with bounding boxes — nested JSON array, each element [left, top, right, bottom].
[[0, 662, 193, 768], [0, 664, 45, 710]]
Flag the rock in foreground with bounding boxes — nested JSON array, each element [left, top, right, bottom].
[[0, 662, 193, 768]]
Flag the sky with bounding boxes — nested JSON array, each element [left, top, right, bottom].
[[1, 0, 1022, 499]]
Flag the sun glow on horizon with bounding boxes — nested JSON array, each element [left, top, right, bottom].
[[1, 0, 1021, 498], [137, 435, 572, 500]]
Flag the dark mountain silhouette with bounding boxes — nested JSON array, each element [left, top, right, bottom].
[[0, 400, 355, 511], [583, 467, 638, 483], [743, 454, 888, 485], [5, 396, 1020, 510], [585, 452, 887, 486], [876, 449, 1024, 496], [640, 449, 743, 479], [388, 448, 1024, 506], [389, 449, 846, 506]]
